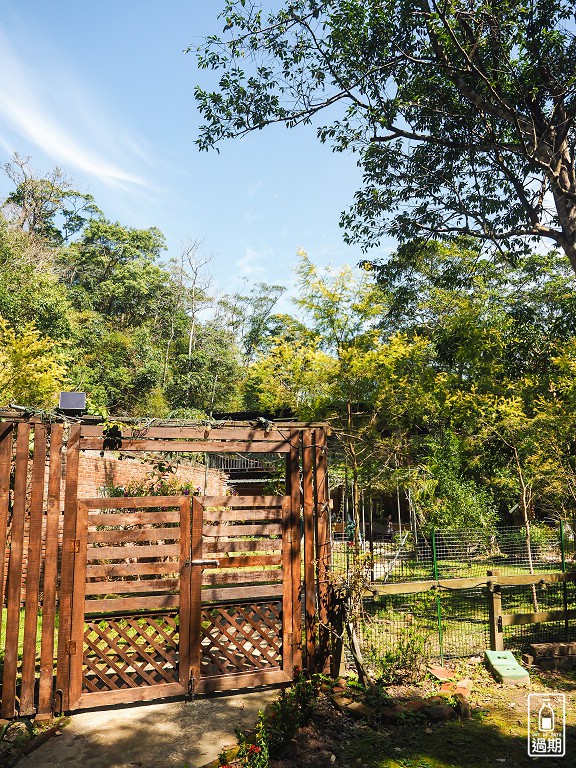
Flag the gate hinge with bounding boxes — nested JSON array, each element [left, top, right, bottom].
[[497, 616, 503, 633], [70, 539, 80, 553], [65, 640, 77, 656]]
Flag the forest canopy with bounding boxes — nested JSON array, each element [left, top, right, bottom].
[[4, 153, 576, 531]]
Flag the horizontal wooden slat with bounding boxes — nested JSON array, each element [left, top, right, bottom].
[[202, 496, 286, 508], [203, 540, 281, 553], [87, 561, 180, 578], [203, 523, 281, 537], [202, 569, 282, 586], [203, 508, 283, 523], [80, 425, 288, 442], [81, 496, 186, 509], [213, 554, 282, 569], [86, 544, 180, 561], [88, 511, 181, 526], [201, 584, 283, 602], [368, 571, 576, 596], [88, 527, 180, 544], [85, 594, 180, 613], [196, 669, 289, 693], [84, 578, 179, 595], [498, 572, 576, 586], [76, 681, 184, 709], [80, 438, 290, 453], [501, 609, 576, 626]]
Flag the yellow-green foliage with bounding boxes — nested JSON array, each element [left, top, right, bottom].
[[0, 317, 67, 408]]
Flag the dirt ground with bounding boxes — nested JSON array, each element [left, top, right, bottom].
[[270, 662, 576, 768], [2, 689, 278, 768]]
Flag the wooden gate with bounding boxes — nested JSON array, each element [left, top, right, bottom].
[[191, 495, 295, 694], [63, 495, 192, 710], [61, 494, 295, 709], [1, 417, 330, 719]]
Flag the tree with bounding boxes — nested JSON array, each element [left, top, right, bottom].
[[60, 218, 168, 323], [194, 1, 576, 270], [217, 281, 286, 364], [0, 318, 67, 408], [2, 153, 100, 244], [0, 212, 73, 340]]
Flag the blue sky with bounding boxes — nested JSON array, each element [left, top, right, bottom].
[[0, 1, 393, 302]]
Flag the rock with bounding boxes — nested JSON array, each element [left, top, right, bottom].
[[331, 694, 353, 711], [455, 693, 470, 720], [320, 683, 332, 693], [428, 665, 456, 681], [380, 707, 403, 721], [404, 699, 427, 712], [439, 682, 457, 696], [332, 686, 345, 694], [521, 654, 534, 667], [346, 702, 375, 720], [423, 703, 457, 722]]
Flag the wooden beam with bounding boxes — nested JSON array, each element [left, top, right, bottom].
[[79, 438, 290, 453], [501, 609, 576, 626], [366, 571, 576, 596], [80, 425, 289, 442]]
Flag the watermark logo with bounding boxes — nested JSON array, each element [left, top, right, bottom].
[[528, 693, 566, 758]]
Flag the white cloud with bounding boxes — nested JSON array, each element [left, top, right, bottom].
[[0, 28, 152, 192], [236, 246, 270, 277]]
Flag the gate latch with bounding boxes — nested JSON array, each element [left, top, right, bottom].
[[190, 559, 220, 567]]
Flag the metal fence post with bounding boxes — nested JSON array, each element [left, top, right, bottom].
[[560, 519, 569, 641], [432, 529, 444, 664]]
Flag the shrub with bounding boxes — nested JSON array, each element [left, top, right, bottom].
[[367, 625, 432, 686]]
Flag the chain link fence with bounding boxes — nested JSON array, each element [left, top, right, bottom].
[[332, 521, 576, 663]]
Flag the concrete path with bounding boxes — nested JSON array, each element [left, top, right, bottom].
[[18, 690, 277, 768]]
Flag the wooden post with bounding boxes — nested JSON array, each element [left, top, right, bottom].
[[286, 430, 302, 670], [0, 423, 13, 650], [1, 423, 30, 718], [302, 429, 316, 669], [367, 495, 374, 584], [281, 497, 294, 674], [20, 424, 48, 715], [315, 428, 331, 673], [487, 569, 504, 651], [38, 423, 64, 720], [189, 498, 204, 694], [56, 423, 81, 712]]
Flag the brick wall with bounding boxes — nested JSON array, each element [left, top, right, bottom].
[[75, 451, 227, 497]]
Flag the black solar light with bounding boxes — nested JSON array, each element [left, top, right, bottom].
[[58, 391, 86, 416]]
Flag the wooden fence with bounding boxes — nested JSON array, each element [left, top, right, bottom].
[[0, 417, 332, 721]]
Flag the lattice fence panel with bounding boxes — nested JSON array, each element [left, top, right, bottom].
[[200, 601, 282, 678], [82, 614, 180, 692]]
